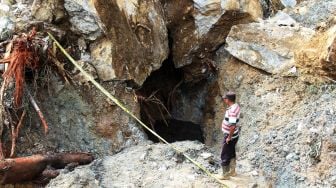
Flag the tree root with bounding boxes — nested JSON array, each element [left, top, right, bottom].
[[27, 89, 48, 135], [0, 28, 40, 108], [0, 152, 94, 184]]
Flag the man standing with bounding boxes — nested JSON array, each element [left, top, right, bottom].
[[218, 91, 241, 180]]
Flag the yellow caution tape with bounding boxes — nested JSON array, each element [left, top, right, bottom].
[[48, 33, 228, 187]]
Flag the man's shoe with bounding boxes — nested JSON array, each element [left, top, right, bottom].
[[228, 158, 237, 177], [217, 165, 230, 180]]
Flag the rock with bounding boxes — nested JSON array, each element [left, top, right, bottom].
[[0, 16, 14, 41], [249, 182, 258, 188], [1, 0, 15, 5], [0, 3, 10, 17], [71, 61, 98, 85], [90, 38, 115, 81], [225, 11, 315, 75], [200, 152, 213, 159], [287, 0, 336, 29], [286, 152, 299, 161], [164, 0, 262, 68], [92, 0, 168, 85], [44, 23, 67, 40], [31, 0, 66, 23], [64, 0, 103, 40], [251, 170, 259, 176], [61, 0, 169, 85], [280, 0, 296, 8], [250, 134, 259, 144], [260, 0, 285, 18], [47, 141, 221, 188]]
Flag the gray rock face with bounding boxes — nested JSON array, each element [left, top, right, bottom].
[[14, 80, 147, 157], [0, 3, 13, 40], [225, 12, 315, 75], [212, 51, 336, 187], [0, 16, 14, 41], [62, 0, 169, 84], [226, 1, 336, 78], [64, 0, 103, 40], [171, 81, 209, 125], [91, 0, 168, 85], [287, 0, 336, 29], [165, 0, 262, 68]]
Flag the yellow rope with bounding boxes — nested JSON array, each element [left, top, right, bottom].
[[48, 33, 228, 187]]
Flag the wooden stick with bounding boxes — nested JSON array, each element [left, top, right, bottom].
[[9, 113, 15, 158], [324, 76, 336, 83], [9, 110, 27, 158], [15, 110, 26, 138], [26, 89, 48, 135], [0, 82, 6, 159]]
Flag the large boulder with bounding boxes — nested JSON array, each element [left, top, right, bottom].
[[225, 0, 336, 80], [297, 25, 336, 81], [70, 0, 168, 85], [164, 0, 262, 68], [225, 12, 315, 75]]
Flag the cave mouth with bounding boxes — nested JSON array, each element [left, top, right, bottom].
[[137, 59, 205, 143], [146, 119, 204, 143]]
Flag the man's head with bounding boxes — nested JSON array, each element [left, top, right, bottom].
[[222, 91, 236, 105]]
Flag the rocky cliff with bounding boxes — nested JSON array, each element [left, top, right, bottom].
[[0, 0, 335, 187]]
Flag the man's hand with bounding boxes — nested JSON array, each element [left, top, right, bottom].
[[226, 137, 231, 144], [226, 125, 236, 144]]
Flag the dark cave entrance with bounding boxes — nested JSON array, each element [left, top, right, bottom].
[[147, 119, 204, 143], [137, 60, 205, 143]]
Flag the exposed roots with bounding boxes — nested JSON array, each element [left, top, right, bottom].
[[135, 91, 172, 127], [0, 28, 49, 159], [27, 89, 48, 135], [0, 27, 39, 108]]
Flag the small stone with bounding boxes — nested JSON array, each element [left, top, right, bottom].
[[280, 0, 297, 8], [249, 182, 258, 188], [251, 170, 258, 176], [298, 176, 306, 181], [200, 152, 212, 160], [158, 165, 167, 171], [283, 145, 290, 153], [90, 38, 116, 81], [0, 3, 10, 17], [293, 155, 300, 160], [330, 175, 336, 184], [250, 134, 259, 144]]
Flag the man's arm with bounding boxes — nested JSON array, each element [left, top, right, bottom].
[[226, 125, 236, 143]]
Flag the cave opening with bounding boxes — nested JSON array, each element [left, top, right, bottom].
[[137, 59, 205, 143]]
